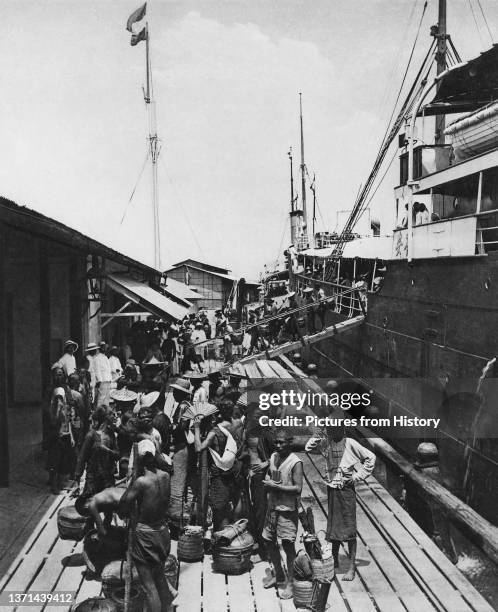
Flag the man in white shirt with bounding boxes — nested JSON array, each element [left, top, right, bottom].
[[56, 340, 78, 377], [92, 344, 112, 408], [108, 346, 122, 389], [84, 343, 98, 401], [305, 425, 375, 581], [191, 322, 207, 362]]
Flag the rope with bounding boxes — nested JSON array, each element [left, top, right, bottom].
[[380, 1, 428, 152], [467, 0, 485, 47], [190, 284, 362, 348], [329, 38, 435, 263], [476, 0, 494, 44], [159, 157, 207, 259], [447, 36, 462, 63], [120, 152, 149, 225]]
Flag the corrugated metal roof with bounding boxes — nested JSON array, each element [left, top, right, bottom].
[[162, 277, 201, 301], [107, 274, 190, 321]]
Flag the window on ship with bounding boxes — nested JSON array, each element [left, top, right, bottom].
[[431, 173, 479, 220]]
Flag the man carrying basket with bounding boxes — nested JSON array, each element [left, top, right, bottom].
[[305, 424, 375, 581]]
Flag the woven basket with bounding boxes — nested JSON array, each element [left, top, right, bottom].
[[107, 586, 144, 612], [101, 560, 140, 598], [57, 505, 87, 541], [212, 542, 253, 575], [311, 557, 335, 582], [178, 526, 204, 562], [293, 579, 314, 608], [70, 598, 118, 612]]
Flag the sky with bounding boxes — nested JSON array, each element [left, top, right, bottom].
[[1, 0, 498, 278]]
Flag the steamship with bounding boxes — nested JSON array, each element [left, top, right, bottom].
[[266, 3, 498, 525]]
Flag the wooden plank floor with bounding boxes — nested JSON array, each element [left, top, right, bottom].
[[302, 452, 494, 612], [0, 455, 493, 612]]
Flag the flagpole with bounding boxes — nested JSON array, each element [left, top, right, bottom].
[[144, 22, 161, 270]]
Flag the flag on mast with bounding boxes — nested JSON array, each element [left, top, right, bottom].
[[126, 2, 147, 46], [131, 25, 147, 46]]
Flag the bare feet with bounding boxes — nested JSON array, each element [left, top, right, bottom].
[[342, 566, 355, 581], [262, 569, 276, 589], [278, 582, 293, 599]]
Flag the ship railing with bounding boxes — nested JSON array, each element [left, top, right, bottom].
[[294, 273, 367, 318], [475, 211, 498, 254], [183, 289, 364, 364]]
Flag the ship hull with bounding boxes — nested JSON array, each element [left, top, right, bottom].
[[312, 252, 498, 525]]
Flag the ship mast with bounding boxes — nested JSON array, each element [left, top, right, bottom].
[[299, 93, 308, 233], [288, 148, 295, 213], [434, 0, 447, 145], [145, 25, 161, 270]]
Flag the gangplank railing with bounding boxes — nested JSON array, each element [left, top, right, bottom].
[[179, 283, 365, 365]]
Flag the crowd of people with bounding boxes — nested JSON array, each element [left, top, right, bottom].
[[40, 298, 379, 609]]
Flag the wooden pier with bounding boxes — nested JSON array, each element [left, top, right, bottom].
[[0, 451, 493, 612]]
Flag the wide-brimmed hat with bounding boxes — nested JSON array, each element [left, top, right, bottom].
[[140, 391, 161, 409], [142, 356, 165, 367], [303, 287, 313, 294], [236, 392, 247, 408], [137, 439, 156, 457], [228, 368, 247, 379], [85, 342, 99, 353], [126, 359, 137, 366], [64, 339, 79, 351], [184, 371, 207, 380], [53, 387, 65, 398], [169, 378, 192, 394], [110, 388, 138, 403]]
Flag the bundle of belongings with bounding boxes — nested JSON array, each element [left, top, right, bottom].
[[212, 519, 254, 575]]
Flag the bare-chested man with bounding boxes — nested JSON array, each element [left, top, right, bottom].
[[119, 439, 175, 611], [75, 485, 126, 537]]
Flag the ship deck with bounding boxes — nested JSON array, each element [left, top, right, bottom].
[[0, 452, 492, 612]]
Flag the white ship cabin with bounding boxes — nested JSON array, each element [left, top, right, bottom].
[[393, 45, 498, 260]]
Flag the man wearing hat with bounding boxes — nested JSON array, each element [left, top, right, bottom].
[[191, 321, 207, 364], [108, 346, 122, 389], [185, 371, 208, 404], [84, 343, 99, 403], [314, 283, 327, 330], [56, 340, 79, 378], [110, 388, 139, 461], [167, 378, 194, 531], [92, 343, 112, 408], [303, 287, 316, 334]]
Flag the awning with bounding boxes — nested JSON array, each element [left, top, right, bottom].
[[162, 276, 201, 302], [300, 236, 392, 260], [107, 274, 190, 321], [422, 45, 498, 116]]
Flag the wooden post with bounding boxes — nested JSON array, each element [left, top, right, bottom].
[[476, 171, 483, 214], [199, 448, 208, 529], [124, 442, 139, 612]]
